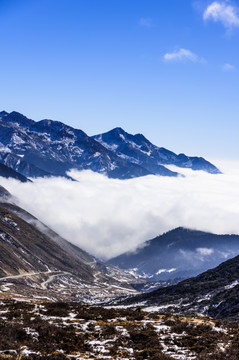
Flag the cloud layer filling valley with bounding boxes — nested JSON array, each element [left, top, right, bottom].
[[1, 162, 239, 260]]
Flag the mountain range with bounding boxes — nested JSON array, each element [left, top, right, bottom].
[[2, 110, 239, 322], [109, 227, 239, 281], [0, 111, 220, 179]]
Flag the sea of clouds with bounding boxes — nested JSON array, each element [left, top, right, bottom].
[[1, 160, 239, 260]]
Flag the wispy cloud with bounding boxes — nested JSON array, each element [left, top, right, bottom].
[[163, 48, 205, 63], [222, 63, 235, 71], [203, 1, 239, 28], [196, 247, 214, 256], [138, 17, 154, 28]]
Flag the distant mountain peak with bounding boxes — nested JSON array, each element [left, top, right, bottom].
[[134, 132, 150, 142], [105, 127, 129, 140], [93, 127, 220, 176], [166, 227, 200, 234], [4, 111, 35, 127], [0, 111, 8, 118], [111, 126, 125, 133], [0, 111, 152, 179], [0, 110, 221, 179]]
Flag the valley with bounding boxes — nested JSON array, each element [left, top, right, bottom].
[[0, 186, 142, 303], [109, 227, 239, 281], [0, 112, 238, 359], [1, 173, 239, 359], [1, 0, 239, 357]]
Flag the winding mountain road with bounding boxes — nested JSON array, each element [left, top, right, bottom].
[[0, 270, 72, 290]]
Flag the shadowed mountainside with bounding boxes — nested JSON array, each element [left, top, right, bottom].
[[109, 227, 239, 281]]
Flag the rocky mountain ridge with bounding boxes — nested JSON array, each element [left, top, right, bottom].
[[93, 127, 220, 175], [0, 111, 220, 179]]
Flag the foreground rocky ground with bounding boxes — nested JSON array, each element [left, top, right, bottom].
[[1, 295, 239, 360]]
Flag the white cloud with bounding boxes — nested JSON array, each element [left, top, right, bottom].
[[156, 268, 176, 275], [138, 17, 154, 27], [222, 63, 235, 71], [1, 161, 239, 260], [203, 1, 239, 28], [163, 48, 205, 63], [196, 247, 214, 256]]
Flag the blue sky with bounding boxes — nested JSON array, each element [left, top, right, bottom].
[[0, 0, 238, 159]]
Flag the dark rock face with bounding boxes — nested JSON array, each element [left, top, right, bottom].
[[0, 185, 11, 199], [0, 163, 29, 182]]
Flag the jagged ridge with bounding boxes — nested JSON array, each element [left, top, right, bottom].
[[93, 127, 220, 175], [0, 111, 220, 179]]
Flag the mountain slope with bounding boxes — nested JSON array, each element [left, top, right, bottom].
[[93, 127, 220, 175], [0, 193, 141, 302], [0, 185, 11, 200], [0, 163, 29, 182], [0, 111, 152, 179], [121, 253, 239, 320], [108, 227, 239, 281]]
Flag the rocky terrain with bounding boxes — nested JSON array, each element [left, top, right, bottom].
[[1, 298, 239, 360], [0, 111, 220, 179], [94, 127, 220, 175]]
